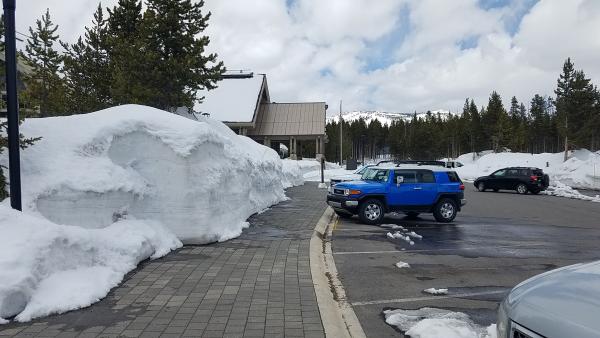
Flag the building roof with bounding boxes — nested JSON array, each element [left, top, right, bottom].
[[248, 102, 326, 136], [194, 73, 268, 123]]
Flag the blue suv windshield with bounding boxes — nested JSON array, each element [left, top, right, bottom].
[[355, 166, 369, 175], [361, 169, 389, 182]]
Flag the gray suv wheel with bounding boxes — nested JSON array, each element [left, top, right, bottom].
[[516, 183, 528, 194]]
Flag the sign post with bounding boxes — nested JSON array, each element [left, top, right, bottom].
[[318, 157, 327, 189], [3, 0, 23, 211]]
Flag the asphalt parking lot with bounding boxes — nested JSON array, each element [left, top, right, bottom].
[[330, 188, 600, 337]]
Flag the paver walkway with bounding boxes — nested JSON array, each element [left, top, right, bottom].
[[0, 183, 327, 338]]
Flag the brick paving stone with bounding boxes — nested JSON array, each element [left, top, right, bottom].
[[0, 184, 326, 337]]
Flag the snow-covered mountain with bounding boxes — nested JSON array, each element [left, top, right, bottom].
[[326, 110, 458, 126]]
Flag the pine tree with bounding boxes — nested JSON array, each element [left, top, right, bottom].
[[530, 94, 547, 152], [555, 58, 599, 157], [469, 100, 483, 152], [142, 0, 225, 110], [23, 9, 65, 117], [62, 4, 111, 113], [106, 0, 156, 105], [555, 58, 575, 160], [507, 96, 525, 151], [569, 71, 598, 149], [482, 91, 508, 152]]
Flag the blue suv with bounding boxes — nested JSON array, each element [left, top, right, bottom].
[[326, 166, 466, 224]]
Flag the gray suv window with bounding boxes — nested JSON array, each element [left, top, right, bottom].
[[507, 169, 520, 176]]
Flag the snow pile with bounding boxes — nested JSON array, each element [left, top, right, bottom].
[[387, 231, 416, 245], [386, 230, 423, 245], [423, 288, 449, 295], [408, 231, 423, 239], [384, 308, 497, 338], [381, 223, 407, 231], [0, 205, 181, 322], [553, 150, 600, 190], [543, 181, 600, 202], [0, 105, 305, 322], [455, 150, 600, 190], [281, 160, 305, 188], [9, 105, 302, 243], [287, 159, 351, 182], [396, 261, 411, 269]]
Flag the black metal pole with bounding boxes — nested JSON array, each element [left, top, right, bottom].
[[3, 0, 22, 211], [320, 157, 324, 184]]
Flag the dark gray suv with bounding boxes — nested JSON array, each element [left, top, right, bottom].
[[474, 167, 549, 194]]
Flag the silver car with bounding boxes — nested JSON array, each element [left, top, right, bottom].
[[497, 260, 600, 338]]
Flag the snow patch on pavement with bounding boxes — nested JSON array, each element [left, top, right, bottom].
[[542, 181, 600, 203], [382, 223, 407, 231], [407, 231, 423, 239], [396, 261, 411, 268], [423, 288, 449, 295], [384, 307, 497, 338], [387, 231, 419, 245]]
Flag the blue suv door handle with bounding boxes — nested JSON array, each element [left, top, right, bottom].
[[413, 187, 422, 190]]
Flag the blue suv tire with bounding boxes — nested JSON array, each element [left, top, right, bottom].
[[359, 198, 385, 225], [433, 198, 457, 223]]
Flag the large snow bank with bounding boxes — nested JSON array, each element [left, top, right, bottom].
[[0, 205, 181, 321], [12, 104, 302, 243], [455, 150, 600, 190], [0, 104, 304, 322], [384, 308, 496, 338]]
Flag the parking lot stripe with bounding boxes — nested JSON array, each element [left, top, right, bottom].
[[334, 250, 401, 255], [334, 243, 549, 255], [351, 290, 508, 306]]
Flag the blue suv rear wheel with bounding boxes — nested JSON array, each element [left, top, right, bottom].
[[433, 198, 457, 223]]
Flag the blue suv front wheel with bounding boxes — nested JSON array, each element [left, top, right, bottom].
[[359, 199, 385, 225]]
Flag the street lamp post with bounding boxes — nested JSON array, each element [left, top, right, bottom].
[[3, 0, 23, 211]]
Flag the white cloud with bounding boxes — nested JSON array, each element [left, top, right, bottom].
[[5, 0, 600, 113]]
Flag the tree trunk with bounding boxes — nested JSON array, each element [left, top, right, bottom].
[[564, 135, 568, 162]]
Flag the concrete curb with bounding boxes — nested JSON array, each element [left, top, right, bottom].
[[310, 207, 367, 338]]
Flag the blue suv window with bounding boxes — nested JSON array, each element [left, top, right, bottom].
[[417, 170, 436, 183], [394, 170, 417, 183], [447, 171, 461, 182]]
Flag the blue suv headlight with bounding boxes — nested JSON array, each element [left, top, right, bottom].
[[344, 189, 361, 196]]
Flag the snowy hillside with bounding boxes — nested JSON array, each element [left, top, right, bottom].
[[326, 110, 456, 126], [0, 105, 305, 322]]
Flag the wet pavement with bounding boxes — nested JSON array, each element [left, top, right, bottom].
[[330, 188, 600, 337]]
